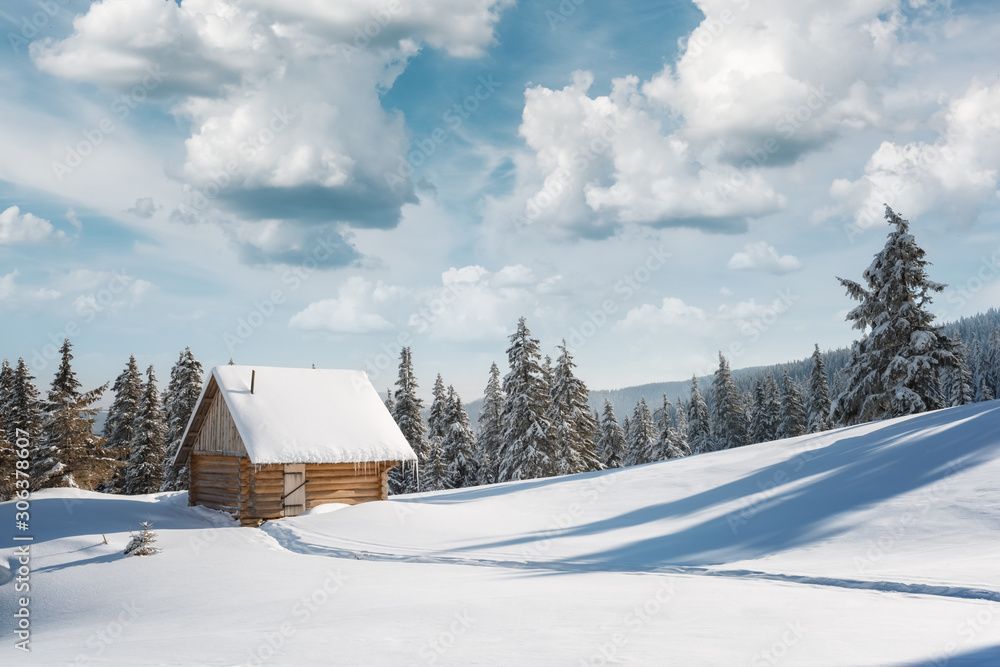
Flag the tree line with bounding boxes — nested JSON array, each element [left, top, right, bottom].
[[0, 342, 202, 500], [1, 206, 996, 500]]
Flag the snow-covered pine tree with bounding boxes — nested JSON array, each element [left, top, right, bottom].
[[421, 436, 451, 492], [687, 376, 712, 454], [36, 340, 111, 489], [777, 370, 807, 439], [123, 365, 167, 495], [624, 398, 656, 467], [547, 341, 602, 475], [390, 347, 427, 494], [806, 345, 833, 432], [750, 374, 781, 444], [748, 381, 766, 445], [984, 327, 1000, 399], [710, 353, 747, 450], [442, 386, 477, 488], [475, 362, 504, 486], [979, 378, 994, 402], [0, 360, 14, 501], [832, 206, 959, 425], [428, 374, 448, 443], [597, 400, 626, 468], [671, 397, 691, 457], [161, 347, 203, 492], [652, 395, 686, 460], [499, 317, 557, 481], [4, 358, 43, 452], [384, 387, 393, 413], [948, 336, 975, 407], [104, 355, 143, 492], [124, 520, 160, 556]]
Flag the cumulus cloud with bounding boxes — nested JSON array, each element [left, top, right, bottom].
[[827, 81, 1000, 231], [126, 197, 160, 218], [614, 293, 795, 339], [0, 206, 64, 244], [289, 276, 399, 333], [492, 0, 945, 239], [727, 241, 802, 274], [58, 269, 154, 316], [289, 263, 556, 340], [31, 0, 513, 263], [613, 297, 711, 335]]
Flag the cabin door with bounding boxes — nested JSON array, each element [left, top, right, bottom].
[[282, 464, 306, 517]]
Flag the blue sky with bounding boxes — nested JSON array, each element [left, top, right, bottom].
[[1, 0, 999, 402]]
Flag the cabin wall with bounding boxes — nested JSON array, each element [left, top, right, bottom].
[[303, 462, 396, 508], [192, 391, 246, 457], [189, 454, 247, 517]]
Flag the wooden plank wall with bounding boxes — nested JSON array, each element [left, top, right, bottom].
[[193, 392, 246, 457], [189, 454, 245, 516], [304, 461, 397, 508], [247, 464, 285, 525]]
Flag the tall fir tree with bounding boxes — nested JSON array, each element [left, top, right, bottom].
[[161, 347, 203, 491], [777, 370, 807, 439], [441, 386, 478, 488], [833, 207, 959, 425], [624, 398, 656, 467], [0, 360, 14, 500], [36, 340, 111, 489], [688, 376, 712, 454], [421, 436, 451, 492], [123, 365, 167, 494], [806, 345, 833, 433], [427, 374, 449, 443], [671, 397, 691, 456], [104, 355, 143, 491], [499, 317, 556, 481], [389, 347, 427, 494], [547, 341, 602, 475], [475, 362, 504, 486], [948, 336, 975, 407], [711, 353, 747, 450], [750, 374, 781, 444], [597, 400, 626, 468]]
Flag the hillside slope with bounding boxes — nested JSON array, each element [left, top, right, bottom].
[[3, 402, 1000, 665]]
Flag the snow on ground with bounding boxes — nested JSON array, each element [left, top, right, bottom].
[[3, 402, 1000, 665]]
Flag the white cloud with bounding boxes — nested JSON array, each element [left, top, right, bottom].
[[126, 197, 159, 218], [727, 241, 802, 274], [613, 297, 711, 335], [289, 276, 397, 333], [829, 81, 1000, 230], [31, 0, 514, 260], [0, 206, 63, 244], [0, 271, 17, 301]]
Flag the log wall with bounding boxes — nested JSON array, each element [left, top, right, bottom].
[[192, 391, 246, 457]]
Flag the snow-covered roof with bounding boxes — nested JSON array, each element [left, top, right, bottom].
[[175, 365, 416, 466]]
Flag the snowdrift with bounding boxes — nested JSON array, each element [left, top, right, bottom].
[[3, 402, 1000, 665]]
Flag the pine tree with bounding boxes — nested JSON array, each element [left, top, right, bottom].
[[985, 328, 1000, 399], [389, 347, 427, 494], [948, 336, 975, 407], [597, 400, 626, 468], [750, 374, 781, 444], [687, 376, 712, 454], [671, 397, 691, 456], [806, 345, 833, 433], [475, 362, 504, 486], [104, 355, 143, 491], [384, 388, 393, 413], [123, 365, 167, 494], [36, 339, 111, 489], [124, 520, 161, 556], [711, 353, 747, 450], [499, 317, 556, 481], [427, 374, 449, 443], [547, 341, 602, 475], [0, 360, 15, 501], [161, 348, 204, 492], [624, 398, 656, 467], [979, 378, 995, 402], [777, 370, 807, 439], [421, 436, 451, 492], [832, 207, 959, 425], [441, 386, 477, 488]]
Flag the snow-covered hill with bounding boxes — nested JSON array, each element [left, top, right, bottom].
[[4, 402, 1000, 665]]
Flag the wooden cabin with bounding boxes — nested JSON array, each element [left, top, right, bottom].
[[171, 365, 416, 526]]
